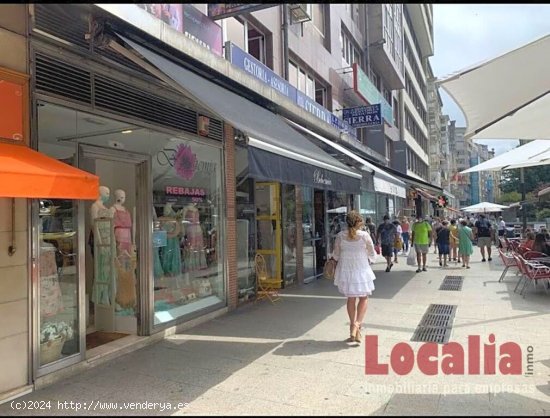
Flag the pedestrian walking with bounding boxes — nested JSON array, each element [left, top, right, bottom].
[[449, 219, 460, 263], [364, 216, 377, 244], [376, 215, 399, 272], [401, 216, 411, 253], [431, 217, 441, 254], [411, 215, 432, 273], [498, 216, 506, 237], [436, 220, 451, 267], [332, 210, 376, 344], [392, 219, 403, 264], [458, 219, 474, 268], [474, 214, 493, 262]]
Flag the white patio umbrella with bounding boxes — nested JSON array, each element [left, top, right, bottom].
[[461, 202, 509, 213], [461, 140, 550, 173], [437, 34, 550, 140]]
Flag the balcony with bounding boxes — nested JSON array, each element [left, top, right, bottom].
[[404, 4, 434, 58], [366, 4, 406, 90]]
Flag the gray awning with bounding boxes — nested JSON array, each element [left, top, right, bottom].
[[117, 35, 361, 193]]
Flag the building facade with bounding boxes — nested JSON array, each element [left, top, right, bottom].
[[0, 3, 444, 402]]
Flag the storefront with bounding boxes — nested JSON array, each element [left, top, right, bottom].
[[26, 5, 233, 377]]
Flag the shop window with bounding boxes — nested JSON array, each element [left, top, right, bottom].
[[282, 184, 297, 286], [152, 138, 225, 324], [235, 146, 256, 302]]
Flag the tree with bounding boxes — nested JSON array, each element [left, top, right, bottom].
[[500, 165, 550, 194], [497, 191, 521, 205]]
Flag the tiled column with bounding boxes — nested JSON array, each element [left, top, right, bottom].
[[223, 123, 238, 310]]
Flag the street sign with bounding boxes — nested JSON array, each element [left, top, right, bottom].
[[342, 104, 382, 128]]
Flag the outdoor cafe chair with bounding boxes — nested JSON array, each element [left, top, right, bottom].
[[254, 253, 280, 303], [512, 253, 550, 297], [498, 248, 518, 282]]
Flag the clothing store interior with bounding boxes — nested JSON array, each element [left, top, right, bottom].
[[37, 101, 224, 363]]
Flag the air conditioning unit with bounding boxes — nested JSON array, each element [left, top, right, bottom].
[[289, 4, 311, 24]]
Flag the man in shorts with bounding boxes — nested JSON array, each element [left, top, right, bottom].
[[474, 213, 493, 261], [376, 215, 399, 272], [411, 215, 432, 272]]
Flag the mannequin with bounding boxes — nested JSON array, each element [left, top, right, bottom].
[[110, 189, 133, 255], [91, 186, 112, 223], [159, 201, 182, 276], [90, 185, 115, 307], [183, 203, 207, 272], [110, 189, 136, 311]]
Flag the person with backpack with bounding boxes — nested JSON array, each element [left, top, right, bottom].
[[474, 213, 493, 262], [436, 220, 451, 267], [376, 215, 399, 272]]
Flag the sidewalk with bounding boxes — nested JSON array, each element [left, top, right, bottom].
[[1, 249, 549, 416]]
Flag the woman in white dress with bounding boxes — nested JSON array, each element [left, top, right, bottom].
[[332, 210, 377, 344]]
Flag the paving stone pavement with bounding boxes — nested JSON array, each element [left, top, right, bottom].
[[1, 249, 549, 416]]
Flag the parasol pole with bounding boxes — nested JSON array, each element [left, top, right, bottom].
[[520, 166, 527, 232]]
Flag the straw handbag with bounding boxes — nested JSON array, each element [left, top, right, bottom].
[[323, 258, 337, 280]]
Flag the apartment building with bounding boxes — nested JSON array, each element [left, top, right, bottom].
[[392, 4, 433, 183], [427, 62, 442, 188]]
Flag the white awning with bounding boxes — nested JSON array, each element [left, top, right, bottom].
[[438, 34, 550, 140], [461, 140, 550, 173]]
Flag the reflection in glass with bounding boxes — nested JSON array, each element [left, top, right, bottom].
[[302, 187, 316, 280], [38, 199, 79, 366], [236, 176, 256, 302], [152, 138, 224, 325], [327, 191, 349, 255], [282, 185, 296, 286]]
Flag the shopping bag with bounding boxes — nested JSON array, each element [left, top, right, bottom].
[[407, 246, 417, 266], [394, 237, 403, 250], [323, 258, 337, 280]]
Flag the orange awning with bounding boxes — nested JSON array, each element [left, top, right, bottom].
[[0, 142, 99, 200]]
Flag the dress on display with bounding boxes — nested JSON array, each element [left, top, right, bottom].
[[91, 217, 115, 306], [161, 235, 182, 276], [115, 254, 137, 309], [183, 205, 207, 272], [333, 230, 377, 297], [113, 207, 133, 254]]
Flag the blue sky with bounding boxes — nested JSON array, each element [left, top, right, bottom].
[[430, 4, 550, 155]]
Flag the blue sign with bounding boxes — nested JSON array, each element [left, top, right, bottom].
[[226, 42, 357, 137], [342, 104, 382, 128]]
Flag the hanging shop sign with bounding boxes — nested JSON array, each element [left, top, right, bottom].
[[207, 4, 277, 20], [137, 4, 223, 56], [436, 195, 449, 208], [342, 104, 382, 128], [226, 42, 356, 136], [352, 63, 393, 126]]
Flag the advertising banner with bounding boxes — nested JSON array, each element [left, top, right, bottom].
[[137, 4, 222, 55]]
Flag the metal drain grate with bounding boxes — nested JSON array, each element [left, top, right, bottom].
[[439, 275, 464, 291], [411, 304, 457, 344]]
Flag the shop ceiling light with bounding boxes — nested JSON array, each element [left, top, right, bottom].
[[121, 130, 133, 134]]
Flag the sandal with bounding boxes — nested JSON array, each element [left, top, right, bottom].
[[348, 323, 358, 342], [354, 322, 362, 344]]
